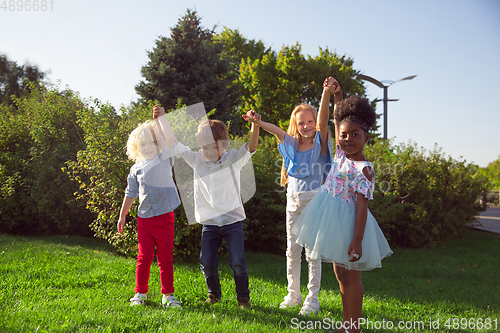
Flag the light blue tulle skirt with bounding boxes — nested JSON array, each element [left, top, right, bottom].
[[291, 187, 393, 271]]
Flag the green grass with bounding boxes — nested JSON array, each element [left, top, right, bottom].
[[1, 229, 499, 332]]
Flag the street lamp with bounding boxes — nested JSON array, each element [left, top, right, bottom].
[[357, 74, 416, 140]]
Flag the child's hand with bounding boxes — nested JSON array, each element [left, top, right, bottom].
[[153, 105, 166, 119], [242, 110, 261, 123], [323, 76, 342, 95], [117, 217, 125, 235], [347, 239, 362, 262]]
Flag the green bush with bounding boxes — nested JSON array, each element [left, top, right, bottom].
[[67, 101, 207, 259], [67, 100, 288, 259], [365, 139, 490, 248], [65, 99, 137, 255], [65, 99, 490, 257], [243, 134, 287, 254], [0, 85, 94, 235], [477, 155, 500, 190]]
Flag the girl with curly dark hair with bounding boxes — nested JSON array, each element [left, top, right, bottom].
[[292, 77, 392, 333]]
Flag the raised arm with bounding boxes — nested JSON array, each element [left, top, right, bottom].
[[243, 110, 286, 144], [321, 77, 343, 147], [247, 121, 259, 153], [153, 105, 176, 149]]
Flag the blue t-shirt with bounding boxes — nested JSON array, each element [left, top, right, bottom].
[[278, 131, 333, 193]]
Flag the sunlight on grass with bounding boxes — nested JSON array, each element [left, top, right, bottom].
[[0, 230, 498, 332]]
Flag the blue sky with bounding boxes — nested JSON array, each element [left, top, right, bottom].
[[1, 0, 499, 167]]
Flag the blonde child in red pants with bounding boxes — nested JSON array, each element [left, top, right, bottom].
[[117, 106, 181, 308]]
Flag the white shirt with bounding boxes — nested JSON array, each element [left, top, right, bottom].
[[173, 142, 256, 226]]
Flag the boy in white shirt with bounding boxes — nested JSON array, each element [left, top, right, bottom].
[[155, 107, 260, 309]]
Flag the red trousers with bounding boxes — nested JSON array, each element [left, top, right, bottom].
[[135, 212, 175, 295]]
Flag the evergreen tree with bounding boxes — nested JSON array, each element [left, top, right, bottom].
[[0, 53, 47, 106], [136, 9, 239, 127]]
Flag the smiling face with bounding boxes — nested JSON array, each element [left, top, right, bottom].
[[295, 109, 317, 140], [338, 120, 369, 159], [201, 141, 223, 163], [138, 131, 159, 160]]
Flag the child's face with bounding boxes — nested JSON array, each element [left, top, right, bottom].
[[201, 142, 223, 163], [339, 121, 369, 158], [295, 110, 316, 140], [138, 132, 159, 160]]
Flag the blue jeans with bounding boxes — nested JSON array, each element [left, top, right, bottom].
[[199, 221, 250, 300]]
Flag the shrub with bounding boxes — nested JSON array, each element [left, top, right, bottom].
[[477, 156, 500, 190], [67, 100, 489, 256], [67, 101, 288, 259], [0, 85, 94, 235], [243, 134, 287, 254], [365, 139, 490, 248], [67, 101, 206, 259]]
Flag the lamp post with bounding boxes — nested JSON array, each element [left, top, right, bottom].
[[357, 74, 416, 140]]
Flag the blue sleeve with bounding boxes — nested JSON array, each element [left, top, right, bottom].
[[124, 169, 139, 198], [278, 133, 298, 174]]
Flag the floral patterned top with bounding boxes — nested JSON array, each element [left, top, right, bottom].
[[323, 145, 375, 204]]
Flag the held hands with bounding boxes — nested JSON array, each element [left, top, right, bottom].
[[153, 105, 166, 119], [347, 239, 362, 262], [242, 110, 261, 123], [323, 76, 342, 96]]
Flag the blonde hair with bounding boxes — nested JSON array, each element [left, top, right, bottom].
[[195, 119, 229, 150], [280, 103, 319, 186], [126, 120, 166, 162]]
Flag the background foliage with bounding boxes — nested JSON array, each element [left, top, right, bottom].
[[135, 10, 239, 128], [365, 139, 489, 248], [0, 85, 93, 235], [0, 9, 492, 259], [0, 53, 48, 106], [477, 155, 500, 190]]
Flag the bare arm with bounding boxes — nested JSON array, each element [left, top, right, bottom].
[[243, 110, 286, 144], [348, 167, 374, 262], [247, 121, 259, 152], [321, 77, 343, 147], [348, 193, 368, 262], [117, 196, 135, 235], [153, 105, 176, 149]]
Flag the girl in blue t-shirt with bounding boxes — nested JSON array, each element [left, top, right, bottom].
[[243, 94, 339, 315]]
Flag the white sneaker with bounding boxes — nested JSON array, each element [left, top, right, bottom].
[[279, 294, 302, 309], [130, 293, 147, 306], [299, 298, 320, 315], [162, 295, 182, 309]]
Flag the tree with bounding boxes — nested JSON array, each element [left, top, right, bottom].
[[215, 28, 270, 76], [0, 53, 48, 105], [0, 84, 94, 235], [478, 156, 500, 189], [238, 44, 367, 132], [136, 10, 239, 127]]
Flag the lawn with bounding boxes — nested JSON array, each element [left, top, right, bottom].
[[1, 229, 499, 332]]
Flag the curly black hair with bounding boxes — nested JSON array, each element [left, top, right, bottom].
[[334, 95, 376, 131]]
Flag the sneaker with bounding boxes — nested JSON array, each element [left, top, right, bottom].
[[162, 295, 182, 309], [298, 298, 320, 315], [205, 293, 221, 304], [237, 297, 252, 310], [130, 293, 147, 306], [279, 294, 302, 309]]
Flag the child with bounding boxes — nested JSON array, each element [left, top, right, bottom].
[[243, 100, 334, 315], [117, 106, 182, 308], [292, 77, 393, 333], [157, 107, 259, 309]]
